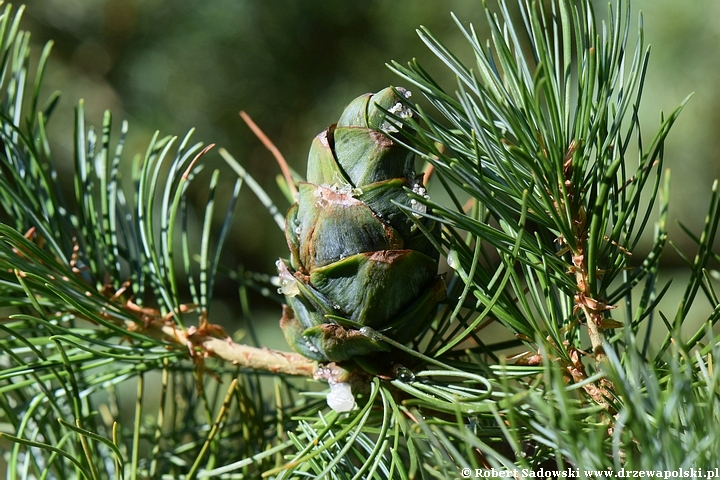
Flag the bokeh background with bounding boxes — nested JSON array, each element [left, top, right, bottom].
[[15, 0, 720, 332]]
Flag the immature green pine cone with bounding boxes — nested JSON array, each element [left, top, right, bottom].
[[277, 87, 445, 364]]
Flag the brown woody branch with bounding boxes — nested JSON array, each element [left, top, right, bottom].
[[124, 317, 317, 378]]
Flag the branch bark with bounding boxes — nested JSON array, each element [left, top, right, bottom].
[[125, 318, 317, 378]]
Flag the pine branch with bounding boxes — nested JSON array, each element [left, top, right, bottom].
[[2, 0, 720, 476], [120, 311, 316, 377], [385, 0, 686, 412]]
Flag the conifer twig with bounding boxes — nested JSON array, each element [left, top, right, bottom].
[[123, 317, 316, 377]]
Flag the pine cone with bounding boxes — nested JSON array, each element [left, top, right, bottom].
[[277, 87, 445, 363]]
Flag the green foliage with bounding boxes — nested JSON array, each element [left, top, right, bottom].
[[0, 4, 304, 477], [0, 0, 719, 478], [389, 0, 683, 357]]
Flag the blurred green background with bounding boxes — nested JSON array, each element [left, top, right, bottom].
[[15, 0, 720, 331]]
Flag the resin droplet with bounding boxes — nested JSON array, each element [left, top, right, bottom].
[[410, 182, 430, 217], [359, 326, 382, 342], [447, 250, 459, 270], [381, 90, 413, 133], [393, 365, 416, 383], [326, 382, 356, 412], [388, 102, 413, 119], [303, 336, 319, 354], [275, 259, 299, 297]]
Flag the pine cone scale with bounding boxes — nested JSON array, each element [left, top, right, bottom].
[[278, 87, 445, 364]]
